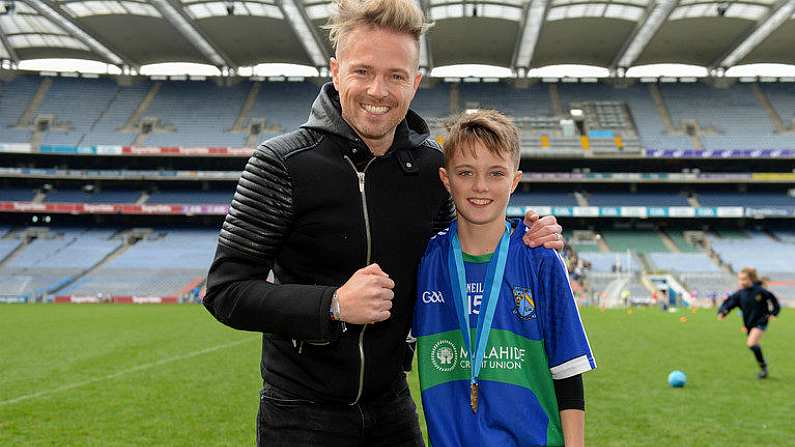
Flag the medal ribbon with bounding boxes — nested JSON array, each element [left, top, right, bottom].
[[448, 221, 511, 406]]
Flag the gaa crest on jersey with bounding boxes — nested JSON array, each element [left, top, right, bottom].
[[512, 286, 536, 320]]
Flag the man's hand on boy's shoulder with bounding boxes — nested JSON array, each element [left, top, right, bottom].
[[522, 209, 564, 250]]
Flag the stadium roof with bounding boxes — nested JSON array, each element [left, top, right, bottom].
[[0, 0, 794, 73]]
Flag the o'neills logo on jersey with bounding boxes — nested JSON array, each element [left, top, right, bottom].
[[430, 340, 457, 372], [422, 290, 445, 304]]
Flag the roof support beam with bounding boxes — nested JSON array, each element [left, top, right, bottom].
[[0, 22, 19, 63], [715, 0, 795, 69], [27, 0, 132, 66], [415, 0, 431, 70], [612, 0, 678, 70], [279, 0, 329, 68], [512, 0, 550, 73], [153, 0, 237, 69]]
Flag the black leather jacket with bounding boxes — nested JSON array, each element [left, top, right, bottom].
[[204, 83, 453, 404]]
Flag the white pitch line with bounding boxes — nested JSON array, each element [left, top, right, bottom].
[[0, 337, 256, 407]]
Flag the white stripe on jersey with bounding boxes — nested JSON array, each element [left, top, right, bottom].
[[550, 354, 594, 380]]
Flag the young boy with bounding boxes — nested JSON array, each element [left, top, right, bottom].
[[413, 110, 595, 447]]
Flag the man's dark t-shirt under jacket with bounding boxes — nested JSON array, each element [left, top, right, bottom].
[[718, 283, 781, 329], [203, 83, 454, 404]]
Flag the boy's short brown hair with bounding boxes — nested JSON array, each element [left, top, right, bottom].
[[325, 0, 431, 57], [443, 110, 521, 168]]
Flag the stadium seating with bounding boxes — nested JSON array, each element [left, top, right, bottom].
[[509, 190, 579, 207], [708, 232, 793, 274], [411, 82, 453, 118], [0, 75, 39, 144], [81, 82, 150, 146], [579, 251, 641, 273], [697, 191, 795, 207], [648, 252, 720, 273], [0, 239, 21, 261], [44, 189, 141, 203], [767, 273, 795, 304], [60, 229, 217, 297], [660, 83, 794, 149], [666, 231, 700, 253], [774, 231, 795, 243], [146, 190, 233, 204], [459, 82, 551, 118], [586, 192, 690, 207], [757, 84, 795, 130], [0, 187, 37, 201], [626, 277, 651, 300], [0, 229, 122, 300], [142, 80, 249, 147], [556, 83, 692, 150], [250, 81, 319, 138], [3, 76, 795, 151], [679, 272, 735, 299], [37, 77, 119, 146], [600, 230, 669, 253]]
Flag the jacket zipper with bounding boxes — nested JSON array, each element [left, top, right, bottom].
[[344, 155, 376, 405]]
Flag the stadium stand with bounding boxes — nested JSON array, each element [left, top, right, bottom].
[[679, 272, 735, 300], [411, 82, 453, 118], [510, 190, 579, 207], [666, 231, 700, 253], [556, 83, 692, 150], [708, 232, 792, 274], [0, 229, 122, 300], [43, 188, 141, 203], [760, 84, 795, 128], [1, 187, 37, 201], [585, 191, 690, 207], [81, 82, 150, 146], [660, 83, 794, 149], [60, 229, 217, 297], [697, 191, 795, 207], [0, 75, 38, 144], [37, 77, 119, 146], [647, 252, 720, 273], [249, 80, 319, 138], [142, 80, 249, 148], [600, 230, 669, 254], [459, 82, 551, 118], [774, 231, 795, 243], [578, 251, 641, 273], [146, 190, 233, 204], [0, 239, 21, 261], [3, 76, 795, 152]]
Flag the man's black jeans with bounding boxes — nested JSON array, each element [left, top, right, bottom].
[[256, 380, 424, 446]]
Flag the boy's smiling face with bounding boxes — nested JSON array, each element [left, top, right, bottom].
[[439, 140, 522, 228]]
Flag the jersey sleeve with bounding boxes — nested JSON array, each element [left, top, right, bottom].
[[764, 288, 781, 316], [537, 249, 596, 380], [718, 291, 739, 316]]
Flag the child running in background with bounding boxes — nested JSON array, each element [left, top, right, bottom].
[[718, 267, 781, 379]]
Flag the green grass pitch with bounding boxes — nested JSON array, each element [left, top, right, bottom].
[[1, 305, 792, 446]]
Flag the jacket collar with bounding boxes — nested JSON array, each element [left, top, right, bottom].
[[302, 82, 431, 153]]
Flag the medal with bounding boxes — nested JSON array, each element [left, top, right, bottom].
[[448, 221, 511, 415], [470, 382, 479, 413]]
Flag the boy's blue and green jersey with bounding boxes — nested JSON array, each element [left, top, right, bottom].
[[413, 221, 596, 447]]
